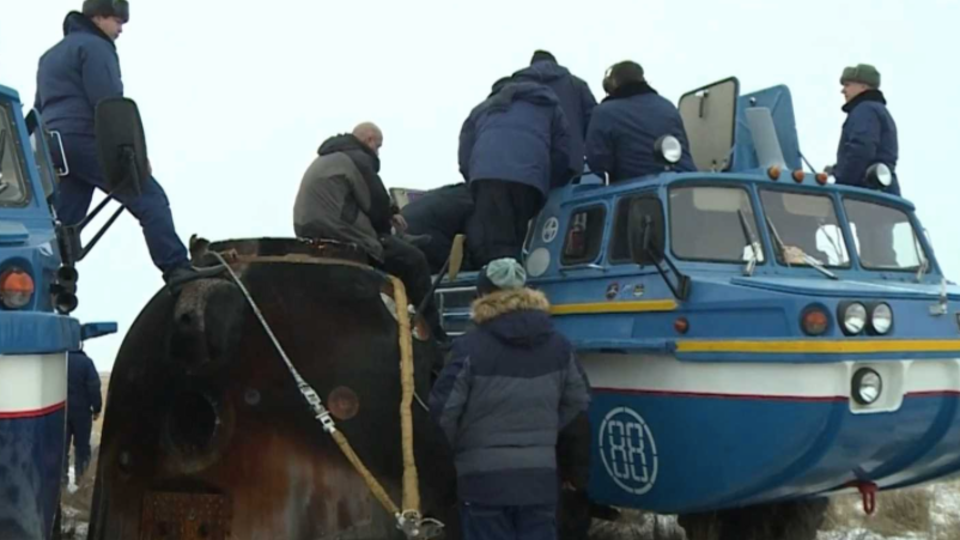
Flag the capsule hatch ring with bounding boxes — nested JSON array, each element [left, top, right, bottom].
[[162, 388, 235, 474]]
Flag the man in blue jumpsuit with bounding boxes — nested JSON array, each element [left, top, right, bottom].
[[35, 1, 196, 283], [65, 349, 102, 483]]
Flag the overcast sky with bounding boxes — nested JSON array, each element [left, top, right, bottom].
[[2, 0, 958, 371]]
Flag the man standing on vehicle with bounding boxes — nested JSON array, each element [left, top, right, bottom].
[[830, 64, 900, 195], [65, 347, 102, 484], [512, 50, 597, 174], [459, 78, 574, 268], [429, 258, 591, 540], [35, 1, 198, 283], [586, 61, 695, 183]]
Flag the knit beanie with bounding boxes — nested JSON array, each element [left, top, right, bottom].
[[477, 258, 527, 296]]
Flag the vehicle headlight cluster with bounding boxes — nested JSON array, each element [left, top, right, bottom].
[[838, 301, 893, 335]]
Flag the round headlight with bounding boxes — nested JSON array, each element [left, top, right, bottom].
[[870, 303, 893, 335], [840, 302, 867, 335], [866, 163, 893, 188], [654, 135, 682, 164], [852, 367, 883, 405]]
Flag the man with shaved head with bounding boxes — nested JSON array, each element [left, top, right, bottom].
[[294, 122, 444, 340]]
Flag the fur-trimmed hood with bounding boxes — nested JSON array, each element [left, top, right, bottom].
[[472, 288, 550, 323], [471, 289, 554, 348]]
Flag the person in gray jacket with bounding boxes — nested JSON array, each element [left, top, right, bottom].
[[429, 258, 591, 540], [293, 123, 442, 338]]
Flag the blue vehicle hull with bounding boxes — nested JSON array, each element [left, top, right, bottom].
[[583, 354, 960, 513]]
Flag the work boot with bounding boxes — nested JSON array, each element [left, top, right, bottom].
[[163, 264, 226, 288]]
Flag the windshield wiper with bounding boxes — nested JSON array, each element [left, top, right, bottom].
[[765, 216, 838, 280], [765, 216, 790, 268], [800, 252, 838, 280], [737, 209, 762, 276]]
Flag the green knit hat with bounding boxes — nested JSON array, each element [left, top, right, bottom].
[[840, 64, 880, 88]]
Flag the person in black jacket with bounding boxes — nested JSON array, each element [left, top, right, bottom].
[[65, 349, 102, 483]]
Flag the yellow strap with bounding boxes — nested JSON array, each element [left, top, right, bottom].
[[390, 276, 421, 513]]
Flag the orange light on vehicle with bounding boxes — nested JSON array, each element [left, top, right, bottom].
[[792, 170, 805, 183], [767, 166, 781, 180], [0, 268, 35, 309], [674, 317, 690, 335], [816, 173, 829, 185], [801, 306, 830, 336]]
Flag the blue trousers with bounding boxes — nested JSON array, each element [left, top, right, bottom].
[[64, 411, 93, 481], [460, 502, 557, 540], [55, 135, 189, 274]]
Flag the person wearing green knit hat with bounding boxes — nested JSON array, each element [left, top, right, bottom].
[[832, 63, 900, 267], [830, 63, 900, 196]]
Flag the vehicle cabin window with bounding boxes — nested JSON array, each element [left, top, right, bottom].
[[562, 206, 606, 265], [669, 185, 765, 264], [610, 195, 660, 263], [843, 199, 928, 271], [760, 190, 850, 268], [0, 104, 29, 206]]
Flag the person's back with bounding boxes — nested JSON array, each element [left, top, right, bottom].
[[36, 11, 123, 137], [400, 183, 474, 272], [430, 259, 590, 540], [512, 50, 597, 173], [293, 132, 392, 261], [586, 61, 695, 183], [461, 81, 572, 193]]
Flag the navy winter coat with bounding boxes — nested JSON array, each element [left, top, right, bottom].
[[400, 183, 474, 273], [512, 60, 597, 172], [67, 351, 102, 416], [586, 82, 696, 182], [459, 81, 575, 196], [35, 12, 124, 137], [834, 90, 900, 195], [429, 288, 591, 506]]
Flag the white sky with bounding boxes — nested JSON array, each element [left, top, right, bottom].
[[2, 0, 959, 371]]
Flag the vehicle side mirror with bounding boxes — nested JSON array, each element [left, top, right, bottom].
[[627, 198, 665, 266], [95, 97, 149, 197]]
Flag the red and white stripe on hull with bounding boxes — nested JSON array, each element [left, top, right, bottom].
[[582, 353, 960, 414], [0, 353, 67, 419]]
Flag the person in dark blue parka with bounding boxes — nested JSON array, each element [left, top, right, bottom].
[[429, 258, 591, 540], [35, 1, 196, 284], [65, 349, 102, 483], [400, 182, 475, 273], [586, 61, 696, 183], [831, 63, 900, 196], [512, 51, 597, 174], [459, 78, 574, 268]]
